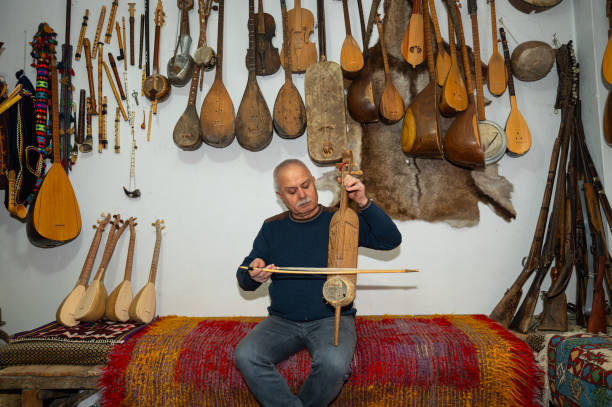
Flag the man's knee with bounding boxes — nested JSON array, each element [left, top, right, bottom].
[[314, 348, 352, 380], [234, 338, 254, 372]]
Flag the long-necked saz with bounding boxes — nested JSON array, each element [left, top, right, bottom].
[[402, 0, 442, 158], [401, 0, 424, 67], [56, 214, 111, 327], [200, 0, 235, 147], [129, 219, 165, 324], [280, 0, 317, 73], [376, 14, 404, 124], [173, 0, 214, 150], [106, 217, 137, 322], [439, 14, 467, 115], [273, 0, 306, 139], [339, 0, 364, 79], [426, 0, 450, 86], [247, 0, 281, 76], [74, 215, 129, 322], [236, 0, 273, 151], [442, 1, 484, 168], [346, 0, 379, 124], [305, 0, 346, 164], [27, 56, 81, 247], [486, 0, 507, 96]]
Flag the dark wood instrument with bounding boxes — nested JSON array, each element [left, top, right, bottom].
[[511, 41, 555, 82], [129, 219, 165, 324], [280, 0, 317, 73], [427, 0, 451, 86], [442, 1, 484, 168], [139, 13, 145, 69], [115, 22, 126, 63], [92, 5, 106, 59], [106, 217, 137, 322], [129, 3, 136, 65], [75, 9, 89, 61], [326, 150, 360, 346], [103, 60, 128, 121], [401, 0, 424, 67], [247, 0, 281, 76], [143, 0, 170, 103], [200, 0, 235, 147], [145, 0, 151, 76], [101, 96, 108, 151], [108, 53, 126, 100], [339, 0, 364, 78], [105, 0, 119, 44], [57, 214, 111, 327], [76, 89, 85, 144], [305, 0, 346, 164], [80, 97, 93, 153], [500, 28, 531, 156], [27, 56, 81, 247], [236, 0, 274, 151], [114, 107, 121, 152], [376, 14, 404, 124], [346, 0, 378, 124], [439, 15, 467, 115], [402, 0, 442, 158], [97, 43, 104, 151], [605, 0, 612, 84], [508, 0, 562, 14], [173, 0, 210, 150], [486, 0, 507, 96], [273, 0, 306, 139]]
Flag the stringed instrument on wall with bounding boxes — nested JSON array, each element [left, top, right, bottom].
[[200, 0, 235, 147], [402, 0, 442, 158], [75, 215, 129, 322], [324, 150, 361, 346], [339, 0, 364, 78], [273, 0, 307, 139], [236, 0, 273, 151], [129, 219, 165, 324], [500, 28, 531, 156], [401, 0, 424, 67], [604, 0, 612, 145], [442, 1, 484, 168], [280, 0, 317, 73], [27, 56, 81, 247], [486, 0, 507, 96], [248, 0, 281, 76], [439, 15, 467, 115], [105, 217, 137, 322], [376, 14, 404, 124], [427, 0, 451, 86], [167, 0, 195, 87], [56, 214, 111, 327]]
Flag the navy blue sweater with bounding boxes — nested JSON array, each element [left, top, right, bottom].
[[237, 201, 402, 321]]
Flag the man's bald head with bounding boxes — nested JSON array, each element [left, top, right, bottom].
[[273, 159, 311, 191]]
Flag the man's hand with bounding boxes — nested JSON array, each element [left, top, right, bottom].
[[249, 258, 274, 283], [338, 174, 369, 208]]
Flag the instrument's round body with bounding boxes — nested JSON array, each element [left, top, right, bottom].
[[508, 0, 562, 13], [174, 104, 203, 150], [105, 281, 132, 322], [402, 81, 442, 158], [74, 280, 107, 322], [439, 64, 468, 115], [129, 283, 156, 323], [479, 120, 507, 165], [443, 101, 485, 168], [143, 73, 171, 102], [340, 35, 364, 79], [511, 41, 555, 82], [323, 276, 356, 307], [167, 38, 195, 87], [273, 81, 306, 139], [194, 45, 216, 70], [347, 63, 378, 124], [201, 79, 235, 147], [56, 285, 86, 327]]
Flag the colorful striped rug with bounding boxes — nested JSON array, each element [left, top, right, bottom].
[[100, 315, 542, 406]]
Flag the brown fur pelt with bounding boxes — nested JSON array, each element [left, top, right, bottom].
[[355, 0, 515, 227]]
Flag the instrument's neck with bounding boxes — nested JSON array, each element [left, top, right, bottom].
[[423, 1, 435, 79], [500, 28, 515, 97], [448, 15, 458, 64], [317, 0, 326, 60], [257, 0, 265, 34], [153, 23, 161, 72], [356, 0, 367, 51], [342, 0, 352, 36], [490, 0, 499, 48], [452, 2, 473, 96], [469, 8, 485, 120], [413, 0, 422, 15], [51, 58, 61, 164], [77, 222, 107, 286], [376, 18, 390, 79], [65, 0, 72, 46], [215, 0, 224, 80], [124, 222, 136, 281], [145, 0, 150, 76], [295, 0, 303, 26], [281, 0, 292, 81], [428, 0, 443, 47], [149, 225, 163, 283], [247, 0, 256, 74]]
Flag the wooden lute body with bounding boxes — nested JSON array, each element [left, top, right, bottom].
[[105, 217, 137, 322], [56, 214, 111, 327], [27, 56, 81, 247], [401, 0, 424, 67], [376, 15, 404, 124], [129, 219, 165, 324]]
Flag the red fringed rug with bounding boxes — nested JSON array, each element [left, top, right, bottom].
[[100, 315, 542, 406]]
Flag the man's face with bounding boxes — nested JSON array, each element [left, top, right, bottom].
[[275, 164, 319, 219]]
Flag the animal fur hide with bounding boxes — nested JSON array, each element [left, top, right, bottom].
[[318, 0, 516, 228]]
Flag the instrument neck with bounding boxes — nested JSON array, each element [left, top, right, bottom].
[[153, 24, 161, 72], [413, 0, 422, 14], [215, 0, 224, 80], [448, 15, 457, 64], [77, 223, 107, 286], [490, 0, 498, 47], [124, 223, 136, 281], [281, 0, 292, 81], [452, 2, 473, 96], [500, 28, 515, 97], [423, 0, 435, 78], [257, 0, 265, 34], [470, 12, 485, 119], [248, 0, 256, 73], [51, 58, 61, 164], [377, 18, 390, 78], [342, 0, 352, 36], [65, 0, 72, 46], [149, 226, 163, 283], [317, 0, 326, 60], [427, 0, 443, 47]]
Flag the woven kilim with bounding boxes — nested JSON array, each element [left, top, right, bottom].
[[548, 333, 612, 407], [10, 320, 146, 344], [100, 315, 541, 406]]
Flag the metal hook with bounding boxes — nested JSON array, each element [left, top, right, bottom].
[[498, 17, 519, 45], [552, 33, 560, 49]]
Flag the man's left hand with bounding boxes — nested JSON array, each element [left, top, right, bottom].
[[339, 174, 369, 208]]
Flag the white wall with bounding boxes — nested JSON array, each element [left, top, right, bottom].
[[0, 0, 582, 335]]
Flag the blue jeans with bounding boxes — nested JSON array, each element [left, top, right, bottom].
[[234, 315, 356, 407]]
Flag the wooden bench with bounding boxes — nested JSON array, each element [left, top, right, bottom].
[[0, 365, 101, 407]]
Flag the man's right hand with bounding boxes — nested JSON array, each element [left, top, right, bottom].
[[249, 258, 274, 283]]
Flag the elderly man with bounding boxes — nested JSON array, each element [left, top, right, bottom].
[[234, 159, 401, 407]]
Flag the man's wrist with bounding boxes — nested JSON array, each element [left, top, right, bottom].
[[357, 197, 372, 209]]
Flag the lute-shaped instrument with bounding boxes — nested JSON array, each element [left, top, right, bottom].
[[486, 0, 507, 96], [105, 217, 137, 322], [376, 14, 404, 124], [439, 14, 467, 115], [427, 0, 450, 86], [280, 0, 317, 73], [273, 0, 307, 139], [500, 28, 531, 156], [325, 150, 361, 346], [402, 0, 442, 158], [236, 0, 273, 151], [604, 0, 612, 84], [129, 219, 165, 323], [56, 214, 111, 327], [200, 0, 235, 148], [339, 0, 364, 78], [75, 215, 129, 322], [401, 0, 424, 67]]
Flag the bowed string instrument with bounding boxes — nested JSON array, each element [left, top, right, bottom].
[[248, 0, 281, 76]]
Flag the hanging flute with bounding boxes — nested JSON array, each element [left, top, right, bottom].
[[100, 96, 108, 152], [129, 3, 136, 66], [116, 22, 125, 63], [92, 6, 106, 58], [102, 60, 129, 121], [76, 89, 86, 145], [79, 97, 93, 152], [108, 53, 126, 99], [83, 39, 97, 114], [115, 107, 121, 153], [75, 9, 89, 61], [122, 17, 128, 70], [98, 43, 104, 151], [105, 0, 119, 44], [139, 14, 144, 69], [61, 0, 75, 172]]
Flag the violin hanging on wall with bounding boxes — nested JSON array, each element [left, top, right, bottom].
[[247, 0, 281, 76], [280, 0, 317, 73]]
